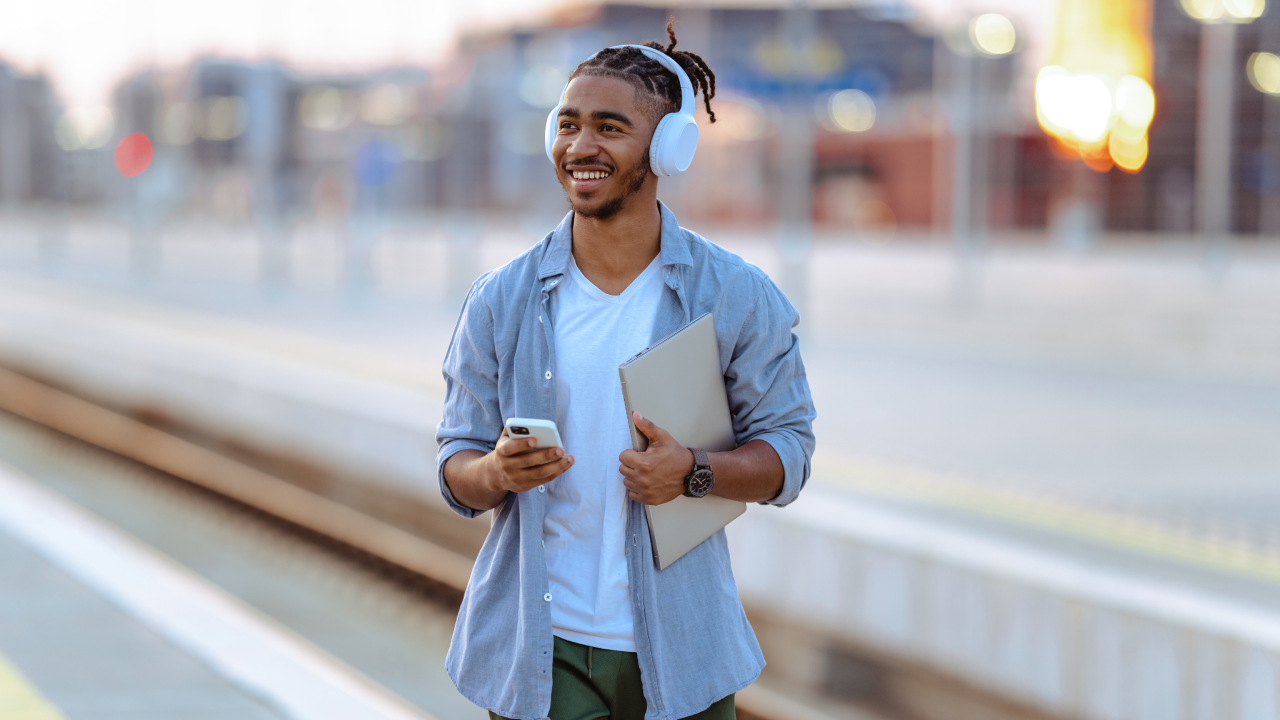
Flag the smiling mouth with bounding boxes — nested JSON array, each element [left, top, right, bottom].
[[570, 170, 612, 180]]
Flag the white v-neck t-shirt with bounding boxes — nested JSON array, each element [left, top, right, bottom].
[[544, 254, 664, 652]]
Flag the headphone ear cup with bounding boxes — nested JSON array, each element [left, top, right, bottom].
[[650, 114, 699, 177], [648, 114, 674, 177], [545, 105, 561, 165], [667, 116, 699, 174]]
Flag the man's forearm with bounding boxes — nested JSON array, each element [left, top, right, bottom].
[[707, 439, 784, 503], [444, 450, 509, 512]]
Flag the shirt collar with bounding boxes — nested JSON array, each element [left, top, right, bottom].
[[536, 201, 693, 283]]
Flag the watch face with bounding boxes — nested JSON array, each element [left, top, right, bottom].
[[687, 469, 714, 497]]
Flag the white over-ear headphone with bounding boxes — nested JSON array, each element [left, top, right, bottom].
[[544, 44, 700, 177]]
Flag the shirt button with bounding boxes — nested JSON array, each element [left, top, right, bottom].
[[545, 371, 552, 380], [544, 593, 553, 602], [538, 485, 546, 493]]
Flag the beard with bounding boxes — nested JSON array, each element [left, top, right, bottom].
[[565, 156, 651, 221]]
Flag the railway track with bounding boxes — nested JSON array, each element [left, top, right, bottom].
[[0, 366, 853, 720]]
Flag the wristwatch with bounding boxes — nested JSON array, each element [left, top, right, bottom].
[[684, 449, 714, 498]]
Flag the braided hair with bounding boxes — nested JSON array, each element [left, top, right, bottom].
[[568, 18, 717, 124]]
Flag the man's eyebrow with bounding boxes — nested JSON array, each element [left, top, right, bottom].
[[591, 110, 633, 125], [557, 107, 580, 118]]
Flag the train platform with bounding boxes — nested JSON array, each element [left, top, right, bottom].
[[3, 249, 1280, 719], [0, 463, 431, 720]]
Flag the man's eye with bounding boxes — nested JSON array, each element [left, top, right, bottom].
[[559, 122, 576, 131], [601, 124, 619, 132]]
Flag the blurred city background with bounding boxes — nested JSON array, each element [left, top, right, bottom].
[[2, 0, 1280, 719]]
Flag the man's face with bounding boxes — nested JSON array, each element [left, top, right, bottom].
[[551, 75, 659, 220]]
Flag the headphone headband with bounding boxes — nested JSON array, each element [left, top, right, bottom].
[[606, 45, 696, 118]]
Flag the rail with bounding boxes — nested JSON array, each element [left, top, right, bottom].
[[0, 366, 841, 720]]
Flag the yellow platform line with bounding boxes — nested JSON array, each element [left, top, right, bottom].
[[0, 653, 67, 720], [814, 452, 1280, 585]]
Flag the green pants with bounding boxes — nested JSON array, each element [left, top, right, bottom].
[[489, 637, 735, 720]]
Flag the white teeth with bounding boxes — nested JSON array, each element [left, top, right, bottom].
[[572, 171, 610, 180]]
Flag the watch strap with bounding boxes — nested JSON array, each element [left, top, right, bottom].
[[691, 448, 710, 470]]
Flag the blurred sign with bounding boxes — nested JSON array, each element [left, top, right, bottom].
[[114, 133, 153, 178], [354, 141, 400, 187]]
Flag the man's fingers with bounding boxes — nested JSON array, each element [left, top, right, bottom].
[[498, 436, 539, 457], [504, 446, 561, 467], [532, 457, 573, 481], [506, 455, 572, 488], [628, 489, 658, 505]]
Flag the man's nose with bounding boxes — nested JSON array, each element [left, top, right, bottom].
[[565, 129, 600, 158]]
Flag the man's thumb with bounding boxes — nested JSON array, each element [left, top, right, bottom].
[[634, 412, 656, 440]]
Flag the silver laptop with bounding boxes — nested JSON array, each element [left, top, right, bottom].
[[618, 313, 745, 570]]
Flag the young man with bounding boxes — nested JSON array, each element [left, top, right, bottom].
[[436, 22, 816, 720]]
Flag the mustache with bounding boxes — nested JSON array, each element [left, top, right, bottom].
[[561, 160, 616, 173]]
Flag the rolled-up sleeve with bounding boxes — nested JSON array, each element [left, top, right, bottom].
[[724, 274, 817, 507], [435, 276, 502, 519]]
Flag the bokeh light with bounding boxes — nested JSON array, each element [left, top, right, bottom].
[[54, 107, 115, 151], [1115, 75, 1156, 129], [160, 102, 201, 145], [1181, 0, 1266, 20], [1182, 0, 1225, 20], [1036, 0, 1155, 172], [714, 98, 769, 143], [1223, 0, 1266, 19], [1248, 52, 1280, 95], [970, 14, 1017, 56], [1108, 131, 1148, 173], [201, 96, 247, 140], [754, 35, 844, 77], [300, 87, 355, 130], [360, 84, 411, 126], [1036, 68, 1114, 143], [114, 133, 153, 177], [827, 89, 875, 133]]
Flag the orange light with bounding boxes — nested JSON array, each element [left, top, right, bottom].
[[1035, 0, 1155, 171], [1108, 131, 1148, 172]]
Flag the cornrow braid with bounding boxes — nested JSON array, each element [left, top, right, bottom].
[[568, 17, 717, 123]]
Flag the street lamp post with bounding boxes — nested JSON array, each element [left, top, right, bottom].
[[775, 7, 819, 342], [1182, 0, 1266, 276], [947, 14, 1017, 305]]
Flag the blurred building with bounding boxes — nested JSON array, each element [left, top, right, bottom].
[[14, 1, 1280, 240], [0, 64, 62, 210], [1123, 0, 1280, 235]]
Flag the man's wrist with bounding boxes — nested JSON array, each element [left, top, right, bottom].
[[481, 451, 506, 495]]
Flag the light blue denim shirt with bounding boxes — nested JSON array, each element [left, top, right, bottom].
[[436, 203, 816, 720]]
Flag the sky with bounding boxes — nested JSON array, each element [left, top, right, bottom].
[[0, 0, 1057, 109]]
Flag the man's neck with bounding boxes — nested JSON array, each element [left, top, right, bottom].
[[571, 198, 663, 297]]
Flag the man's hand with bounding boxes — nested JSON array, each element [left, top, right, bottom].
[[443, 428, 574, 512], [489, 427, 574, 494], [619, 412, 694, 505]]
